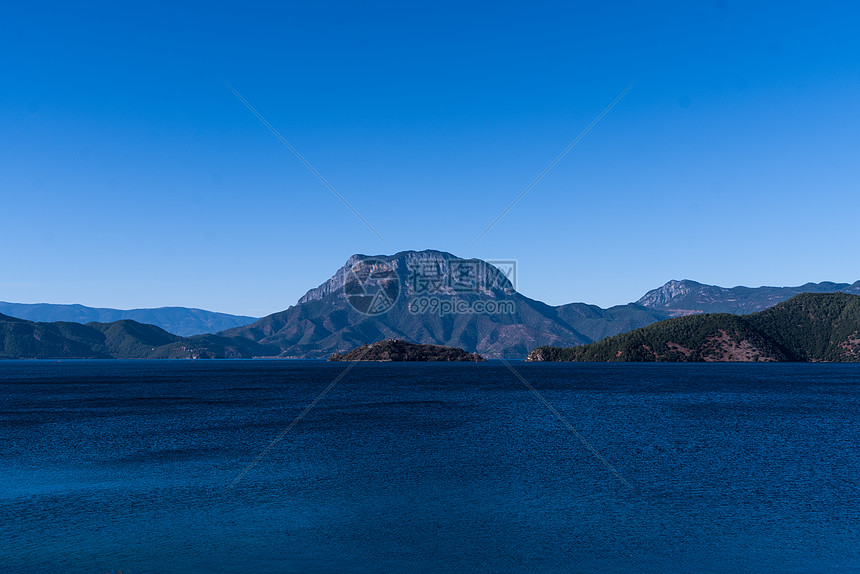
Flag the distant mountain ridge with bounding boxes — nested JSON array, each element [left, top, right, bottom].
[[0, 302, 257, 336], [529, 293, 860, 362], [637, 279, 860, 316], [0, 313, 273, 359]]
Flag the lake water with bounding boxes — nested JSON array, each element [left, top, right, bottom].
[[1, 361, 859, 573]]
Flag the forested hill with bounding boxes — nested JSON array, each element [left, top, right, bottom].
[[0, 314, 273, 359], [0, 302, 256, 336], [527, 293, 860, 362]]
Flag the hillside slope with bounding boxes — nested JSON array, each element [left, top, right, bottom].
[[528, 293, 860, 362], [0, 314, 273, 359], [554, 302, 670, 341], [0, 302, 257, 336]]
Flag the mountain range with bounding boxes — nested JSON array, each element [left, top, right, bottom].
[[2, 249, 859, 359], [0, 302, 257, 336], [636, 279, 860, 316], [528, 293, 860, 362]]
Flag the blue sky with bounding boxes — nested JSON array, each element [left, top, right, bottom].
[[2, 1, 859, 316]]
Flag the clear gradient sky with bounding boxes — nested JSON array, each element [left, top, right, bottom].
[[2, 1, 859, 316]]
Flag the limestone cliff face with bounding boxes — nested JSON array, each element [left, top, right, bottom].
[[298, 249, 514, 305], [297, 253, 365, 304]]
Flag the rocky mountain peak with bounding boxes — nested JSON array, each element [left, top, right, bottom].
[[636, 280, 703, 307], [297, 249, 516, 305]]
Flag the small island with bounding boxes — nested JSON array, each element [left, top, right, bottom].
[[329, 339, 486, 362]]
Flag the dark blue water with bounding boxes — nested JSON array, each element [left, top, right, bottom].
[[1, 361, 859, 573]]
